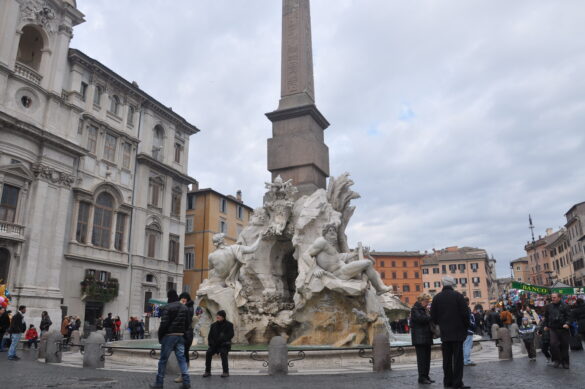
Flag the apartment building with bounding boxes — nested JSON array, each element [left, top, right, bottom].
[[371, 251, 424, 305]]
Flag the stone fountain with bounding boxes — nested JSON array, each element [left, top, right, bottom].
[[196, 174, 409, 346]]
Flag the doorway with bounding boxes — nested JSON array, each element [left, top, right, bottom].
[[84, 301, 103, 336]]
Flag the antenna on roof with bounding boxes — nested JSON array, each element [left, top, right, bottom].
[[529, 214, 535, 243]]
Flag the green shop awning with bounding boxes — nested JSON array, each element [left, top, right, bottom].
[[147, 298, 168, 305], [511, 281, 585, 295]]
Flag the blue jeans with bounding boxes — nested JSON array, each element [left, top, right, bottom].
[[8, 333, 22, 359], [156, 335, 190, 385], [463, 334, 474, 364]]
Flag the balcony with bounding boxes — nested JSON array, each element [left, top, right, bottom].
[[0, 221, 25, 241], [14, 62, 42, 85]]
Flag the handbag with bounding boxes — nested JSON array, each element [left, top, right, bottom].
[[429, 322, 440, 339]]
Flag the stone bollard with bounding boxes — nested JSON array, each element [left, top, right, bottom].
[[268, 336, 288, 375], [38, 332, 49, 359], [372, 333, 391, 372], [45, 330, 63, 363], [70, 330, 81, 352], [497, 327, 513, 360], [83, 332, 105, 368], [491, 324, 500, 340], [509, 323, 520, 343]]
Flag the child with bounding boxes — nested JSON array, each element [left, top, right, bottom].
[[25, 324, 39, 349], [518, 317, 536, 361]]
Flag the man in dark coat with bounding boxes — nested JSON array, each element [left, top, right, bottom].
[[150, 290, 190, 389], [411, 293, 434, 384], [571, 298, 585, 342], [7, 305, 26, 361], [431, 276, 470, 389], [544, 292, 571, 369], [203, 310, 234, 378], [103, 313, 114, 342], [174, 292, 195, 384]]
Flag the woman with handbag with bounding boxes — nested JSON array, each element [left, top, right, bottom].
[[411, 293, 435, 385]]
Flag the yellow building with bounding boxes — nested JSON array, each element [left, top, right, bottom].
[[511, 257, 529, 283], [183, 188, 254, 294]]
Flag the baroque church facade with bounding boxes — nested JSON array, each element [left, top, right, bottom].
[[0, 0, 199, 331]]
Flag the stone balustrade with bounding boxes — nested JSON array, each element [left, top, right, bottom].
[[14, 62, 42, 85], [0, 221, 25, 237]]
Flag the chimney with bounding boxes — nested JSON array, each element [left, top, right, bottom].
[[236, 190, 242, 202]]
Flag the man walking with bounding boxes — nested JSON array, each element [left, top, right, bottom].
[[544, 292, 571, 369], [431, 276, 470, 389], [7, 305, 26, 361], [203, 310, 234, 378], [463, 297, 476, 366], [103, 313, 113, 342], [150, 290, 190, 389]]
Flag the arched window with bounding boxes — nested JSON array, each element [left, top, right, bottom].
[[153, 126, 164, 161], [145, 221, 162, 258], [92, 192, 114, 248], [109, 95, 120, 115], [16, 25, 44, 71]]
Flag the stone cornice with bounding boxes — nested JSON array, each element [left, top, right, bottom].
[[65, 253, 129, 269], [68, 49, 200, 136], [136, 153, 197, 186], [265, 104, 330, 130]]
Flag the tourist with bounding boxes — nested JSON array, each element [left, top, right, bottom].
[[60, 315, 70, 345], [103, 313, 114, 341], [485, 307, 502, 338], [7, 305, 26, 361], [500, 307, 514, 328], [538, 320, 552, 363], [114, 316, 122, 340], [0, 306, 9, 352], [128, 317, 137, 339], [150, 289, 190, 389], [203, 310, 234, 378], [543, 292, 570, 369], [523, 306, 540, 325], [431, 276, 470, 389], [138, 319, 145, 339], [571, 298, 585, 343], [519, 317, 536, 361], [463, 297, 476, 366], [472, 309, 483, 336], [40, 311, 52, 336], [25, 324, 39, 349], [175, 292, 195, 384], [410, 293, 434, 385]]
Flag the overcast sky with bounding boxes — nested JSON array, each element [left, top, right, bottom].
[[73, 0, 585, 278]]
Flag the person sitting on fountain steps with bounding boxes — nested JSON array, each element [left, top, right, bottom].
[[203, 310, 234, 378], [307, 224, 392, 295]]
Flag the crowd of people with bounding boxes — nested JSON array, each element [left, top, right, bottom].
[[410, 275, 585, 388]]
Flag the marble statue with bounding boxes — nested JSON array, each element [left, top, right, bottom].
[[205, 233, 261, 288], [306, 224, 392, 295], [264, 175, 297, 237]]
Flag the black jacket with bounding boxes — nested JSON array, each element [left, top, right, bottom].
[[184, 301, 195, 346], [410, 301, 433, 345], [0, 312, 10, 331], [208, 320, 234, 351], [8, 311, 26, 334], [40, 316, 52, 332], [544, 301, 570, 330], [486, 311, 503, 329], [158, 301, 189, 343], [103, 316, 114, 329], [430, 286, 469, 342]]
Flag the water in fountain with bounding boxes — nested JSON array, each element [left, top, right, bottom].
[[374, 297, 397, 345]]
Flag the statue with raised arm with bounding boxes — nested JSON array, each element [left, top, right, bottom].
[[305, 224, 392, 295], [204, 233, 261, 289]]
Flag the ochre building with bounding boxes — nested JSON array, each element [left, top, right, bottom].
[[371, 251, 424, 306], [183, 188, 253, 294]]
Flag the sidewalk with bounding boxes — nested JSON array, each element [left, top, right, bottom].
[[1, 346, 584, 388]]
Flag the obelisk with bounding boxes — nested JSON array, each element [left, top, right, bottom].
[[266, 0, 330, 196]]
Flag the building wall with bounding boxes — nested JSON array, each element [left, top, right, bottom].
[[565, 204, 585, 286], [422, 258, 491, 309], [183, 190, 252, 294], [372, 252, 423, 306], [0, 0, 198, 332], [511, 259, 529, 282]]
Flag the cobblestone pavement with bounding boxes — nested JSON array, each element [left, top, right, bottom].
[[1, 349, 584, 389]]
